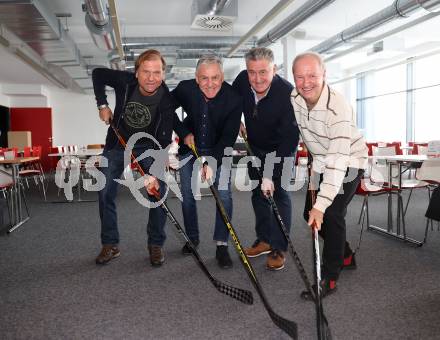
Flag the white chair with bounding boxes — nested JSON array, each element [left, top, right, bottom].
[[417, 146, 428, 155], [0, 165, 30, 226], [0, 166, 13, 227], [371, 146, 398, 181], [416, 159, 440, 243]]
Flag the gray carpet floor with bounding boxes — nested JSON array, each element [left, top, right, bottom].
[[1, 179, 440, 339]]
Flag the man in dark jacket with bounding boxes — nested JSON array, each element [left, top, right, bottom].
[[172, 55, 242, 268], [232, 47, 299, 271], [92, 49, 176, 267]]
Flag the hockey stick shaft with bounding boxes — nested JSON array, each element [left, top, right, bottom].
[[241, 134, 316, 298], [109, 124, 253, 305], [243, 133, 331, 339], [308, 166, 331, 340], [190, 144, 298, 339]]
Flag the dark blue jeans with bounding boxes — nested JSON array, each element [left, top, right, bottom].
[[98, 145, 167, 246], [179, 152, 232, 243], [251, 178, 292, 251]]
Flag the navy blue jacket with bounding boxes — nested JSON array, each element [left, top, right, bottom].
[[92, 68, 176, 150], [171, 79, 242, 163], [232, 70, 299, 179]]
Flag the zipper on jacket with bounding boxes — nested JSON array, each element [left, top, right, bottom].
[[117, 83, 130, 128]]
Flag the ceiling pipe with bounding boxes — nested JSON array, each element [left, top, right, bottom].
[[207, 0, 232, 15], [84, 0, 116, 51], [324, 11, 440, 62], [226, 0, 296, 57], [125, 51, 244, 61], [312, 0, 440, 54], [108, 0, 124, 66], [257, 0, 335, 47], [123, 36, 255, 50]]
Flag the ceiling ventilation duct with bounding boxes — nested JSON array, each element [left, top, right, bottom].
[[257, 0, 335, 47], [312, 0, 440, 54], [84, 0, 116, 51], [191, 0, 237, 31], [0, 0, 86, 91], [84, 0, 125, 70]]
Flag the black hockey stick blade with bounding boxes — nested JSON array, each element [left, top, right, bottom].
[[268, 309, 298, 339], [212, 278, 254, 305], [157, 195, 254, 306]]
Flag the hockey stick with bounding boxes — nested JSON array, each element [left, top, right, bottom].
[[190, 144, 298, 339], [242, 133, 331, 339], [110, 123, 253, 305], [241, 133, 315, 293], [308, 164, 331, 340]]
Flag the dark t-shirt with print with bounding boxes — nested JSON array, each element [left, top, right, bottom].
[[120, 86, 163, 147]]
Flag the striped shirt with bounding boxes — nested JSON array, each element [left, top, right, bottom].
[[291, 84, 368, 213]]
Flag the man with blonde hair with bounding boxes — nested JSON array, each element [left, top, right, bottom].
[[291, 51, 368, 298], [92, 49, 176, 267]]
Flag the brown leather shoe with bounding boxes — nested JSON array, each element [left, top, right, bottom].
[[96, 245, 120, 265], [266, 250, 285, 271], [244, 240, 271, 258], [148, 245, 165, 267]]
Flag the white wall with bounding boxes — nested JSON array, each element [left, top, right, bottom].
[[0, 85, 10, 107], [0, 82, 116, 147], [8, 96, 48, 107], [47, 86, 114, 147]]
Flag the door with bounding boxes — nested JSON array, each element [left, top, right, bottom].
[[0, 105, 10, 148], [10, 107, 53, 172]]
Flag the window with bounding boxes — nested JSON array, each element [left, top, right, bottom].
[[358, 64, 407, 142], [413, 54, 440, 141]]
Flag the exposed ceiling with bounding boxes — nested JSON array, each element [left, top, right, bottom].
[[1, 0, 440, 93]]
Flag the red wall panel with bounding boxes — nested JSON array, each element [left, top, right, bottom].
[[10, 107, 53, 171]]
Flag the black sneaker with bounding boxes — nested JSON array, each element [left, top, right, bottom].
[[300, 278, 337, 301], [342, 252, 357, 270], [216, 245, 233, 269], [181, 240, 200, 255]]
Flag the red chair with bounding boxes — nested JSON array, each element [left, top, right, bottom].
[[386, 142, 403, 155], [356, 176, 398, 229], [23, 146, 32, 157], [6, 147, 18, 157], [293, 142, 308, 183], [412, 143, 428, 155], [295, 143, 308, 165], [366, 142, 378, 156]]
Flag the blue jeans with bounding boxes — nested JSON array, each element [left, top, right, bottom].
[[179, 152, 232, 243], [251, 178, 292, 251], [98, 145, 167, 246]]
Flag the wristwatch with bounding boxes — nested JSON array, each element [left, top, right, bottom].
[[98, 104, 109, 110]]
